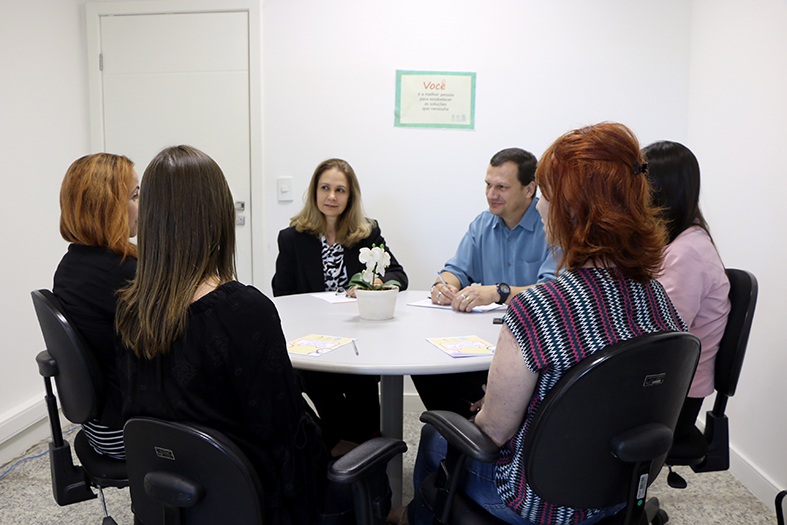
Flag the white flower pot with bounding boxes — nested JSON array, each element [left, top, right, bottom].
[[355, 287, 398, 320]]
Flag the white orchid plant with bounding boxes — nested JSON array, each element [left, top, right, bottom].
[[349, 244, 402, 290]]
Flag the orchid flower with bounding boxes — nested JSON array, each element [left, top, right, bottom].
[[359, 247, 373, 266], [348, 243, 402, 290]]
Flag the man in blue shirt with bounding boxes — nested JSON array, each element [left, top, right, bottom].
[[415, 147, 556, 416]]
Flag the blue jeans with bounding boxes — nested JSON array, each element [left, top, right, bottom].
[[410, 424, 624, 525]]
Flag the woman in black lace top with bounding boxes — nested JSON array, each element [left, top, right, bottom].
[[116, 145, 354, 525]]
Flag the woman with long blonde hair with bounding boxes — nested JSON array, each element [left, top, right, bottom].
[[272, 158, 408, 454]]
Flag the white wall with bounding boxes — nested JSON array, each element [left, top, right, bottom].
[[0, 0, 90, 463], [259, 0, 694, 433], [688, 0, 787, 503], [1, 0, 783, 508], [260, 0, 692, 292]]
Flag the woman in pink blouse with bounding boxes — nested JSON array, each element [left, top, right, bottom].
[[643, 141, 731, 439]]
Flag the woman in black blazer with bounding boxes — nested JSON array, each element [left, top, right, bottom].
[[272, 158, 408, 455]]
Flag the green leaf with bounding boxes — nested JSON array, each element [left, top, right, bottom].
[[348, 272, 373, 290]]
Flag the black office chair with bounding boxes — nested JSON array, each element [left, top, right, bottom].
[[418, 331, 701, 525], [329, 435, 409, 524], [31, 289, 128, 525], [124, 418, 263, 525], [125, 416, 407, 525], [777, 490, 787, 525], [665, 269, 758, 489]]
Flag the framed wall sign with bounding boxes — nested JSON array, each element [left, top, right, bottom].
[[395, 70, 476, 129]]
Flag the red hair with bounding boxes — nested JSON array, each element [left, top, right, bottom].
[[535, 122, 666, 283], [59, 153, 138, 258]]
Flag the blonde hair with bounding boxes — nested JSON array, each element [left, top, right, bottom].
[[289, 158, 372, 247], [59, 153, 137, 258]]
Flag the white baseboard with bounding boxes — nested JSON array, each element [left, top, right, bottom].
[[695, 416, 781, 510], [0, 395, 51, 468], [729, 443, 783, 511], [404, 393, 426, 413], [0, 395, 47, 444]]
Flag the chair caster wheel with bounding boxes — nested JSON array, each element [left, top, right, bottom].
[[651, 508, 668, 525], [667, 468, 687, 489]]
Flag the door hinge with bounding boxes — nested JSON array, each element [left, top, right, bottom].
[[99, 53, 103, 71]]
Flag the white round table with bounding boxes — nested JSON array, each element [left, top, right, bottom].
[[272, 290, 503, 505]]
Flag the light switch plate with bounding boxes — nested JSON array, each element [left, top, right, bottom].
[[277, 177, 294, 202]]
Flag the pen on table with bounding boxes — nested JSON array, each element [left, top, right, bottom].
[[352, 339, 359, 356]]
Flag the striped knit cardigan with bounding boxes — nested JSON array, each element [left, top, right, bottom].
[[497, 267, 687, 525]]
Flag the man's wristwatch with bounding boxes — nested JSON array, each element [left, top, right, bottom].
[[495, 282, 511, 304]]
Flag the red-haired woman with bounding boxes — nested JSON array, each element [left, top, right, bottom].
[[407, 123, 688, 525], [53, 153, 139, 459]]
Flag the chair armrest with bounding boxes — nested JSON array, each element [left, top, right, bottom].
[[420, 411, 500, 464], [36, 350, 58, 378], [328, 437, 407, 484], [609, 423, 673, 463], [144, 470, 205, 508]]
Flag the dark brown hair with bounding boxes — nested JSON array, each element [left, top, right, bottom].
[[59, 153, 137, 258], [536, 122, 666, 283], [116, 145, 236, 358]]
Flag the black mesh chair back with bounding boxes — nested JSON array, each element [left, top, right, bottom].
[[777, 490, 787, 525], [666, 269, 758, 477], [124, 417, 264, 525], [31, 289, 127, 523], [522, 331, 700, 523]]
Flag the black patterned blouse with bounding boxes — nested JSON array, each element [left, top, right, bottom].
[[321, 235, 349, 291]]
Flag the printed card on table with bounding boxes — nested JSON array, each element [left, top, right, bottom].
[[427, 335, 495, 358], [287, 334, 354, 357]]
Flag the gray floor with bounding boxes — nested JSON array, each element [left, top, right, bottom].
[[0, 414, 777, 525]]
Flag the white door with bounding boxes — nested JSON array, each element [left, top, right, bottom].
[[91, 9, 254, 283]]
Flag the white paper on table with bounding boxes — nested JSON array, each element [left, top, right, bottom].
[[406, 298, 505, 313], [310, 292, 357, 304]]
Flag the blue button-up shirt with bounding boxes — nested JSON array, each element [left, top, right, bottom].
[[442, 197, 557, 288]]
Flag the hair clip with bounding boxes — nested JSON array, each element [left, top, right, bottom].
[[633, 162, 648, 175]]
